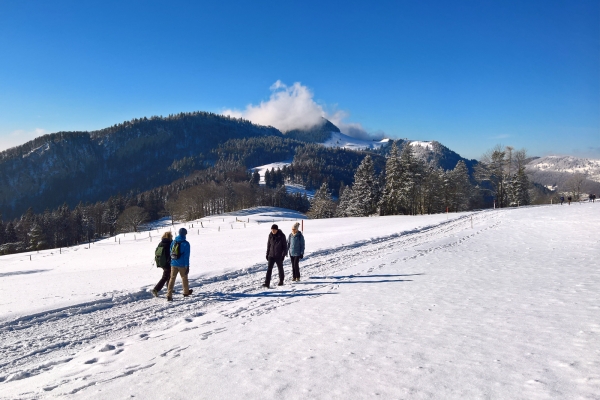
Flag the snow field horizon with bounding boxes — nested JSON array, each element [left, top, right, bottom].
[[0, 203, 599, 398]]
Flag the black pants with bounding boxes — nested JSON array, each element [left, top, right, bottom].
[[290, 256, 301, 279], [265, 257, 284, 285], [154, 266, 171, 291]]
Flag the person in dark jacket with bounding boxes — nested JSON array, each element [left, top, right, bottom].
[[152, 231, 173, 297], [263, 224, 287, 288], [287, 222, 305, 282], [166, 228, 193, 301]]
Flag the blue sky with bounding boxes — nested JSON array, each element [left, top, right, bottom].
[[0, 0, 598, 159]]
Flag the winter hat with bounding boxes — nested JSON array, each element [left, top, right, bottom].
[[179, 228, 188, 236], [292, 222, 300, 230], [271, 224, 278, 230]]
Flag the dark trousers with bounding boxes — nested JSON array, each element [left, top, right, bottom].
[[290, 256, 301, 279], [265, 257, 284, 285], [154, 266, 171, 292]]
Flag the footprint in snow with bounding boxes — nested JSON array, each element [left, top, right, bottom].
[[99, 344, 115, 352]]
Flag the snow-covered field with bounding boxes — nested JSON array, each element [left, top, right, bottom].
[[527, 155, 600, 183], [1, 204, 599, 399], [323, 131, 389, 150]]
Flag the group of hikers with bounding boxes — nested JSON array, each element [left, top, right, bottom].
[[559, 193, 596, 205], [152, 222, 305, 301]]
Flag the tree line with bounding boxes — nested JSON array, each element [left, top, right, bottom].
[[306, 143, 534, 219]]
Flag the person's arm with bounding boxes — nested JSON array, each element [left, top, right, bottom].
[[266, 235, 271, 260]]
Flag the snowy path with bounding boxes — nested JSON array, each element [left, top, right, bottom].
[[0, 211, 495, 386], [1, 204, 598, 399]]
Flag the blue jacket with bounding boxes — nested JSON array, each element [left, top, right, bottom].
[[170, 235, 191, 267], [287, 231, 305, 257]]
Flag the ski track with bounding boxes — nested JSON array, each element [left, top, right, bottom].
[[0, 210, 501, 388]]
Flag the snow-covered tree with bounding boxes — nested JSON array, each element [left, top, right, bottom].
[[346, 155, 378, 217], [307, 182, 336, 219], [379, 142, 402, 215], [398, 144, 424, 215], [447, 160, 472, 212], [335, 185, 352, 217], [508, 167, 530, 206]]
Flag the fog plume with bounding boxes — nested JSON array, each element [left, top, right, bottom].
[[222, 81, 382, 140]]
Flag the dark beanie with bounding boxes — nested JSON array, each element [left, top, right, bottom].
[[271, 224, 278, 230], [179, 228, 187, 236]]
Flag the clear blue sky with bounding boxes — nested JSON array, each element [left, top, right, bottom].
[[0, 0, 598, 159]]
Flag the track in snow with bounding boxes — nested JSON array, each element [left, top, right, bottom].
[[0, 210, 501, 383]]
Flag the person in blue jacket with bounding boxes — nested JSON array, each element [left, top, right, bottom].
[[166, 228, 193, 301], [287, 222, 305, 281]]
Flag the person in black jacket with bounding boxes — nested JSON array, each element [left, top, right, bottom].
[[263, 224, 287, 288], [152, 231, 173, 297]]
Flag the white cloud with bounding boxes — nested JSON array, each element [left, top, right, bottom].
[[222, 81, 383, 140], [0, 128, 47, 152]]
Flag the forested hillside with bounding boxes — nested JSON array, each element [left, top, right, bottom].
[[0, 112, 281, 218]]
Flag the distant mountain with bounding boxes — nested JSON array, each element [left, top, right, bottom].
[[323, 131, 389, 151], [525, 155, 600, 195], [0, 112, 281, 218], [284, 118, 340, 143], [0, 111, 480, 220]]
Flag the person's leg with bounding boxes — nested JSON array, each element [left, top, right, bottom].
[[155, 267, 171, 292], [290, 256, 299, 279], [166, 268, 180, 298], [294, 257, 301, 280], [180, 267, 190, 295], [265, 258, 275, 286], [276, 258, 284, 284]]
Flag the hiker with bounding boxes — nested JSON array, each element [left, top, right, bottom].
[[166, 228, 193, 301], [567, 195, 572, 205], [287, 222, 305, 282], [593, 194, 597, 203], [589, 193, 593, 202], [152, 231, 173, 297], [560, 196, 564, 205], [263, 224, 287, 288]]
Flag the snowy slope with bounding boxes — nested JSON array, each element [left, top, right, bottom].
[[323, 131, 389, 150], [250, 163, 315, 199], [527, 155, 600, 183], [1, 204, 599, 399]]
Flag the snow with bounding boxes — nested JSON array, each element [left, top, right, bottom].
[[409, 140, 434, 150], [250, 161, 292, 184], [250, 162, 315, 198], [1, 204, 599, 399], [527, 155, 600, 182], [323, 131, 389, 150]]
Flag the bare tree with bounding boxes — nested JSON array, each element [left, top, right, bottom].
[[116, 206, 148, 233], [565, 172, 587, 201]]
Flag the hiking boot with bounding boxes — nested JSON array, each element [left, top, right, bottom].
[[167, 296, 173, 302], [151, 289, 159, 297], [262, 283, 270, 289], [183, 289, 194, 297], [278, 281, 284, 286]]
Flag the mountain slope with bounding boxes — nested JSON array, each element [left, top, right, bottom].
[[0, 113, 281, 218]]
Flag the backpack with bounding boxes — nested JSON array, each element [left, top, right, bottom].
[[155, 245, 169, 268], [170, 241, 181, 260]]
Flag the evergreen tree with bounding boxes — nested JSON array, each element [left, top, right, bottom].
[[379, 142, 402, 215], [447, 160, 472, 211], [0, 213, 4, 245], [5, 222, 17, 243], [398, 144, 423, 215], [508, 167, 530, 206], [28, 223, 47, 250], [251, 170, 260, 185], [335, 185, 352, 217], [347, 155, 378, 217], [307, 182, 336, 219]]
